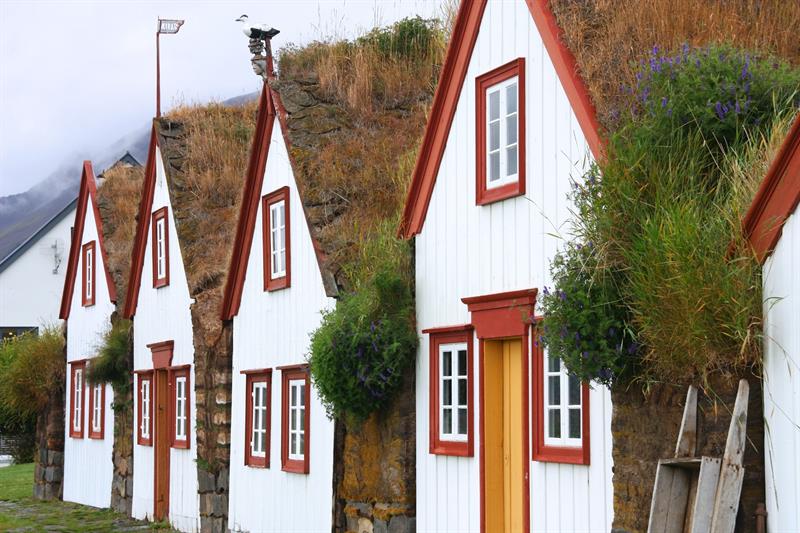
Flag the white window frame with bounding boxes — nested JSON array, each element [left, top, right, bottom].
[[485, 75, 520, 190], [175, 376, 187, 441], [73, 368, 83, 432], [287, 378, 305, 461], [439, 342, 469, 442], [155, 216, 166, 280], [141, 378, 151, 440], [92, 383, 102, 432], [269, 200, 287, 279], [85, 247, 93, 301], [251, 381, 268, 458], [543, 353, 583, 447]]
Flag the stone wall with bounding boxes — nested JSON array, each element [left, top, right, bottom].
[[110, 320, 134, 514], [611, 369, 765, 532], [335, 370, 416, 533], [33, 363, 64, 501]]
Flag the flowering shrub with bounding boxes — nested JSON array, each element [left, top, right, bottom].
[[540, 43, 799, 385]]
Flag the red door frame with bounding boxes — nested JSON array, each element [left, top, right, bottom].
[[463, 289, 536, 533], [149, 341, 174, 521]]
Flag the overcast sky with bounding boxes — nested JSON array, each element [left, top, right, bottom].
[[0, 0, 443, 197]]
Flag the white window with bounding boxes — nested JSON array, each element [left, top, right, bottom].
[[288, 379, 305, 460], [251, 382, 268, 457], [269, 200, 286, 279], [141, 379, 151, 440], [156, 217, 166, 279], [73, 368, 83, 431], [544, 354, 582, 447], [85, 247, 93, 300], [439, 343, 468, 442], [486, 76, 519, 189], [175, 376, 187, 441], [92, 383, 102, 432]]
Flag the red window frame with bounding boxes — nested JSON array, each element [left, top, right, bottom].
[[279, 364, 309, 474], [262, 187, 291, 292], [531, 335, 590, 465], [424, 325, 475, 456], [242, 369, 272, 468], [151, 207, 170, 288], [81, 241, 96, 307], [137, 370, 154, 446], [69, 360, 86, 439], [169, 365, 190, 449], [87, 377, 105, 439], [475, 57, 526, 206]]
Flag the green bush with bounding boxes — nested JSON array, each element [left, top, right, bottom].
[[540, 43, 799, 385], [87, 319, 132, 410], [309, 221, 417, 421]]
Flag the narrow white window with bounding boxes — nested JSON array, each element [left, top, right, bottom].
[[486, 76, 519, 189], [544, 353, 583, 447], [92, 383, 102, 432], [156, 217, 166, 279], [141, 379, 151, 439], [270, 200, 286, 279], [288, 379, 305, 460], [73, 368, 83, 431], [175, 376, 187, 441], [439, 343, 469, 442], [251, 382, 268, 457], [85, 247, 93, 301]]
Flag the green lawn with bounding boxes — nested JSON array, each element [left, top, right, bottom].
[[0, 462, 34, 501], [0, 462, 174, 531]]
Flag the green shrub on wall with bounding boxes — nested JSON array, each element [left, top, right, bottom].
[[539, 43, 800, 385], [87, 319, 132, 411], [310, 220, 417, 421]]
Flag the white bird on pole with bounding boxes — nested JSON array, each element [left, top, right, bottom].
[[235, 15, 279, 40]]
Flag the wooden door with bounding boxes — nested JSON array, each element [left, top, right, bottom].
[[484, 339, 524, 532], [154, 369, 170, 521]]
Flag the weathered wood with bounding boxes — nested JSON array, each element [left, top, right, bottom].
[[709, 380, 750, 533], [660, 457, 703, 469], [649, 463, 692, 533], [676, 386, 698, 457], [689, 457, 722, 533]]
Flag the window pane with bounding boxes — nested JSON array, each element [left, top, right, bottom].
[[279, 203, 285, 225], [548, 376, 560, 406], [506, 113, 517, 145], [442, 351, 451, 376], [290, 433, 297, 455], [569, 409, 581, 439], [548, 409, 561, 439], [458, 408, 467, 435], [489, 121, 500, 151], [458, 378, 467, 406], [548, 354, 560, 373], [568, 375, 581, 406], [299, 432, 305, 456], [506, 145, 518, 176], [290, 407, 296, 431], [489, 152, 500, 182], [443, 408, 452, 434], [291, 385, 297, 406], [458, 350, 467, 376], [506, 82, 517, 114], [489, 90, 500, 120], [300, 384, 306, 407], [443, 380, 452, 406], [300, 409, 305, 431]]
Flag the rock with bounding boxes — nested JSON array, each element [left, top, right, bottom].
[[198, 469, 217, 493], [357, 517, 374, 533], [374, 519, 388, 533], [388, 515, 414, 533], [218, 468, 229, 491]]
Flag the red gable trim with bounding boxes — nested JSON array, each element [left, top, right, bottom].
[[59, 161, 118, 319], [123, 124, 160, 319], [399, 0, 604, 238], [743, 113, 800, 263]]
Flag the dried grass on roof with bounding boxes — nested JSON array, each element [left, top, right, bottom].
[[276, 17, 446, 288], [550, 0, 800, 130], [96, 164, 144, 312]]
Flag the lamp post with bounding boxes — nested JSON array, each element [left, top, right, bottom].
[[156, 18, 184, 118]]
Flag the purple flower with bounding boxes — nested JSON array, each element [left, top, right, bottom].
[[559, 290, 567, 302], [542, 286, 550, 296], [735, 101, 741, 115], [741, 55, 750, 80], [598, 368, 613, 382], [370, 321, 376, 333], [682, 42, 690, 57], [651, 45, 659, 57], [581, 351, 589, 359], [661, 96, 668, 108], [715, 101, 725, 120], [575, 331, 581, 341]]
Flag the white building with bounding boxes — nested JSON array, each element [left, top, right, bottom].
[[743, 112, 800, 533], [58, 161, 117, 508], [124, 127, 200, 531], [0, 199, 74, 338], [221, 82, 336, 532], [399, 1, 614, 531]]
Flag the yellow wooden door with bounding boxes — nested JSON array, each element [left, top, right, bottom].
[[484, 339, 524, 532]]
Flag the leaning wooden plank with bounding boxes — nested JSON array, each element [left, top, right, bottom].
[[710, 379, 749, 533], [648, 464, 676, 532], [676, 385, 698, 457], [664, 468, 692, 533], [689, 456, 722, 533]]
